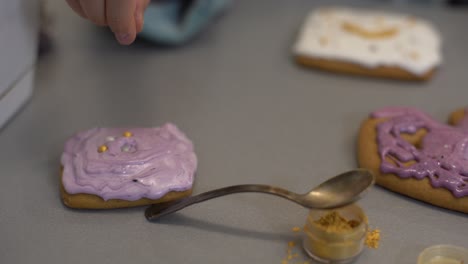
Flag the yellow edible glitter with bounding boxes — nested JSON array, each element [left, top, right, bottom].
[[98, 145, 108, 153], [365, 229, 381, 249], [123, 131, 132, 137], [291, 226, 301, 232]]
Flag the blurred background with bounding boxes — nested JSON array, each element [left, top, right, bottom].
[[1, 1, 468, 264]]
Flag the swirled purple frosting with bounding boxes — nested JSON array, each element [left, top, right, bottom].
[[372, 107, 468, 198], [61, 124, 197, 201]]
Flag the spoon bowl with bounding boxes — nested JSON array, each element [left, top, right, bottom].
[[145, 169, 374, 221], [300, 169, 375, 208]]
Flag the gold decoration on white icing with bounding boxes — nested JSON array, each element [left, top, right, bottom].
[[293, 7, 442, 76], [342, 21, 398, 39]]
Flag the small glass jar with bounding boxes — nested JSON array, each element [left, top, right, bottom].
[[418, 245, 468, 264], [303, 203, 368, 264]]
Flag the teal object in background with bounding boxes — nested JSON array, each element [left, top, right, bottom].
[[139, 0, 231, 45]]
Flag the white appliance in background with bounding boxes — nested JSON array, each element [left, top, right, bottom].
[[0, 0, 39, 130]]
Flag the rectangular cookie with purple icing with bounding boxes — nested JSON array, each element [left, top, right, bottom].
[[358, 107, 468, 213], [293, 7, 442, 81], [60, 124, 197, 209]]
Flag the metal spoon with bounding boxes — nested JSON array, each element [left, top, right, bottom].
[[145, 169, 374, 221]]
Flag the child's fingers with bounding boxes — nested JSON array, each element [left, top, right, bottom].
[[80, 0, 107, 26], [66, 0, 87, 19], [106, 0, 137, 45]]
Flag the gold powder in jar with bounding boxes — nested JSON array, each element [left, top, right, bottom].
[[313, 211, 361, 232], [303, 204, 367, 263]]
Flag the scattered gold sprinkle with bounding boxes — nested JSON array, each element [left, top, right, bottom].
[[123, 131, 132, 137], [365, 229, 381, 249], [98, 145, 108, 153], [283, 232, 307, 263], [291, 226, 301, 232]]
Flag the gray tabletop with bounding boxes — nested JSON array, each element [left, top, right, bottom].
[[1, 0, 467, 263]]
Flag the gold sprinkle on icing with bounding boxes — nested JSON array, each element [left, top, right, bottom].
[[123, 131, 133, 137], [98, 145, 108, 153]]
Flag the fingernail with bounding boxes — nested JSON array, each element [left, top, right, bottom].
[[115, 33, 130, 43]]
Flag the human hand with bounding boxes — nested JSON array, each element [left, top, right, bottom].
[[65, 0, 150, 45]]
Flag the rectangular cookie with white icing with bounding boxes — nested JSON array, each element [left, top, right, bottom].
[[293, 7, 442, 81], [60, 124, 197, 209]]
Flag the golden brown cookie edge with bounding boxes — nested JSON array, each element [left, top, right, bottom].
[[60, 170, 192, 209], [296, 56, 435, 81]]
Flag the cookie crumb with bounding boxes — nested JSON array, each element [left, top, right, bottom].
[[288, 241, 296, 248], [365, 229, 381, 249], [281, 260, 288, 264]]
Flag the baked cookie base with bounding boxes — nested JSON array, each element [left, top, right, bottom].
[[296, 56, 435, 81], [358, 109, 468, 214], [60, 172, 192, 209]]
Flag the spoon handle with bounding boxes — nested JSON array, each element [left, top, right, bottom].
[[145, 184, 301, 220]]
